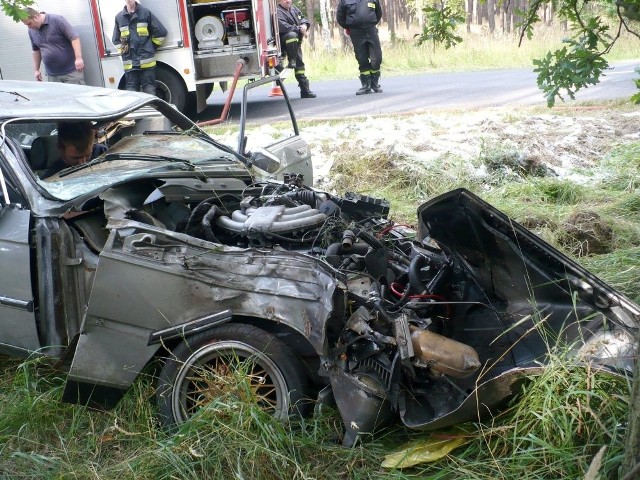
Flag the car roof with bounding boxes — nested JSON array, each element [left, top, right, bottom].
[[0, 80, 155, 121]]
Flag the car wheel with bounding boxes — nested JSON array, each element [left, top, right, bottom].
[[156, 323, 310, 426], [154, 67, 187, 112]]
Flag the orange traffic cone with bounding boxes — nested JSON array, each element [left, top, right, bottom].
[[269, 82, 283, 97]]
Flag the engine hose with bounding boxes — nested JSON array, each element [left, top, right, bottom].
[[285, 189, 317, 207], [185, 201, 212, 232], [389, 251, 411, 267], [367, 281, 395, 323], [355, 228, 385, 250], [408, 254, 429, 293], [388, 260, 409, 278], [201, 205, 220, 243], [325, 242, 370, 257]]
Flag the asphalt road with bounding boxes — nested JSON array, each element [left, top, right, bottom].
[[189, 60, 639, 125]]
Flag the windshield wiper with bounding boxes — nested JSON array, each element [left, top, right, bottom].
[[58, 152, 196, 177], [103, 153, 196, 170]]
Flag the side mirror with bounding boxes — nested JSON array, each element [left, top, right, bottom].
[[249, 147, 281, 174]]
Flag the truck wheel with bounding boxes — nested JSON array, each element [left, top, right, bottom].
[[156, 323, 311, 426], [155, 67, 187, 112]]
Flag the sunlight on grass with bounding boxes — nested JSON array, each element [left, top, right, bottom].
[[303, 25, 640, 80]]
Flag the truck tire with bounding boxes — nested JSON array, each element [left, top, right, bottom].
[[155, 67, 187, 112], [156, 323, 311, 426]]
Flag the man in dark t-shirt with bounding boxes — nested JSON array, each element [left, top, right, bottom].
[[22, 7, 86, 84]]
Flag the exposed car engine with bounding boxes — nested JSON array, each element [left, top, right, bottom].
[[85, 177, 636, 446], [75, 178, 507, 444]]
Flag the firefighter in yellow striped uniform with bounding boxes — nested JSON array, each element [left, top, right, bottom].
[[113, 0, 167, 95]]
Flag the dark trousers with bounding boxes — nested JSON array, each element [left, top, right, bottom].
[[350, 27, 382, 75], [281, 32, 311, 92], [124, 68, 156, 95]]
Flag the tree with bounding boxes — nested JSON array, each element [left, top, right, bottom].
[[1, 0, 31, 22], [417, 0, 640, 106]]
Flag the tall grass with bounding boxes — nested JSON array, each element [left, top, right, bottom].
[[0, 353, 631, 478], [304, 25, 640, 80]]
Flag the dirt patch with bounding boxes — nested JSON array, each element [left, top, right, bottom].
[[557, 210, 615, 256]]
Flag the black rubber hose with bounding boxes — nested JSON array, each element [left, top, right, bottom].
[[408, 254, 429, 293], [284, 189, 317, 207], [325, 242, 370, 257], [355, 228, 385, 250], [200, 204, 219, 243], [185, 200, 212, 232]]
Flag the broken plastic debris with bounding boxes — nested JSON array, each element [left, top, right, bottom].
[[381, 431, 469, 469]]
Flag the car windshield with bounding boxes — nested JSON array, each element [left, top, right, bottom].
[[3, 105, 240, 201]]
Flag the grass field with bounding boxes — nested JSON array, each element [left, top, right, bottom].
[[303, 23, 640, 80]]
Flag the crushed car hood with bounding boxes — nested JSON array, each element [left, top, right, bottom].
[[397, 188, 640, 430]]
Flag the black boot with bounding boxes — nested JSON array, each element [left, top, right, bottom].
[[356, 74, 372, 95], [299, 77, 317, 98], [371, 72, 382, 93]]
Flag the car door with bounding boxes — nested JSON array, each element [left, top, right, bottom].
[[237, 76, 314, 185], [0, 160, 41, 355]]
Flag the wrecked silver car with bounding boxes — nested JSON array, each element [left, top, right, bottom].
[[1, 81, 638, 447]]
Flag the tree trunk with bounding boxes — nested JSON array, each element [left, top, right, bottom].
[[466, 0, 473, 32], [487, 0, 495, 33], [319, 0, 332, 50], [416, 0, 424, 30], [505, 0, 513, 33], [387, 0, 395, 42], [306, 0, 315, 47]]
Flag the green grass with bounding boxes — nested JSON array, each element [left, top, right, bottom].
[[303, 24, 640, 81], [0, 354, 631, 478]]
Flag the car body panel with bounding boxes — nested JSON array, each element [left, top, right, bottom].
[[0, 206, 40, 354], [64, 220, 339, 402]]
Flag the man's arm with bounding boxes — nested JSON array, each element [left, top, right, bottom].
[[70, 37, 85, 73], [150, 13, 168, 48], [277, 8, 298, 36], [32, 49, 42, 81], [296, 6, 311, 34]]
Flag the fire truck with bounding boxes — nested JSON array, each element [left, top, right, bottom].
[[0, 0, 282, 112]]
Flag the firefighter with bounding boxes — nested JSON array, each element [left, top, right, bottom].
[[276, 0, 317, 99], [336, 0, 383, 95], [112, 0, 167, 96]]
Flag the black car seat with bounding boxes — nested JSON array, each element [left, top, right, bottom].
[[29, 135, 59, 174]]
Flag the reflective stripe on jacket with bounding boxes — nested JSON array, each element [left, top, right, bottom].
[[112, 5, 167, 70]]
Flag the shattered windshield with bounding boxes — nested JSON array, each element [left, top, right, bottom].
[[3, 108, 240, 202]]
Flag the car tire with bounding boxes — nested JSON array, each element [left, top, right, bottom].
[[155, 67, 187, 112], [156, 323, 311, 426]]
